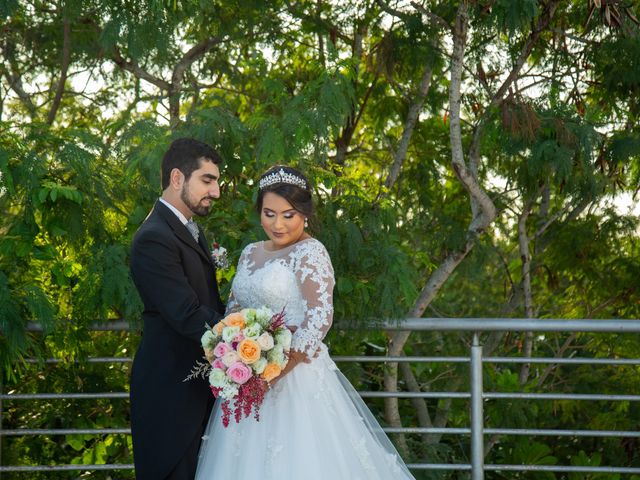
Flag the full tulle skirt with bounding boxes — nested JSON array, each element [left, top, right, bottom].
[[195, 346, 415, 479]]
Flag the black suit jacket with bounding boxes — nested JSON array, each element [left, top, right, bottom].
[[129, 201, 225, 479]]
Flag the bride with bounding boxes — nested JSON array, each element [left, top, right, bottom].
[[195, 166, 415, 479]]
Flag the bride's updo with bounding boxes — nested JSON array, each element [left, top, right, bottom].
[[255, 166, 314, 221]]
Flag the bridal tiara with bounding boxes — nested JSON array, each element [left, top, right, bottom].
[[258, 168, 308, 191]]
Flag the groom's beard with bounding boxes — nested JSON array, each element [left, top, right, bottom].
[[181, 186, 214, 217]]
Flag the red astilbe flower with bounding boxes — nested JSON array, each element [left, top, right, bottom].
[[221, 401, 233, 428], [268, 308, 287, 332], [233, 376, 268, 424], [214, 377, 269, 427]]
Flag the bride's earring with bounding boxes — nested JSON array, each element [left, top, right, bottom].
[[304, 218, 309, 228]]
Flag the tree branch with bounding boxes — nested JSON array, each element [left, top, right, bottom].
[[284, 0, 351, 44], [449, 3, 497, 228], [518, 196, 535, 384], [168, 36, 224, 128], [399, 361, 434, 444], [384, 63, 434, 189], [334, 27, 374, 168], [47, 16, 72, 125], [535, 333, 577, 388], [111, 48, 171, 91], [489, 0, 561, 111], [411, 2, 452, 33], [2, 45, 37, 118]]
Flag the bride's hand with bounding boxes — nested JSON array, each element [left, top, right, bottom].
[[269, 350, 309, 387]]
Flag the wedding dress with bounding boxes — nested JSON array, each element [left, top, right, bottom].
[[195, 238, 415, 479]]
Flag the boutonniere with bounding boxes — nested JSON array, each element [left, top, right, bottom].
[[211, 242, 230, 270]]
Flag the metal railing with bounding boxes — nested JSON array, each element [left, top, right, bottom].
[[2, 318, 640, 478]]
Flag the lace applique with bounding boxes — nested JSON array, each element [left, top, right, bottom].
[[265, 437, 285, 469], [350, 435, 377, 476]]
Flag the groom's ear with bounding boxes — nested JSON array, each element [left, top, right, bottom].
[[169, 168, 185, 190]]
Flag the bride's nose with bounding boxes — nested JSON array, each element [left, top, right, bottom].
[[273, 215, 282, 227]]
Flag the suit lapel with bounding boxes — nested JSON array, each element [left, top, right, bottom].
[[196, 227, 214, 264], [154, 201, 214, 266]]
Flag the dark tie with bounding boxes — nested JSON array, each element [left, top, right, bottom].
[[185, 218, 199, 243]]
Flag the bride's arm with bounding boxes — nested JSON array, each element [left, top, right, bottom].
[[272, 242, 334, 385], [292, 242, 335, 353]]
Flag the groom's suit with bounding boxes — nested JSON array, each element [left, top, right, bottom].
[[130, 201, 225, 479]]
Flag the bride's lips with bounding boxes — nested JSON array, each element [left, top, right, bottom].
[[271, 232, 286, 238]]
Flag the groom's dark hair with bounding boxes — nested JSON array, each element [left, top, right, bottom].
[[161, 138, 222, 190]]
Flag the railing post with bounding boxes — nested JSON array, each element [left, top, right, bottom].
[[470, 332, 484, 479], [1, 370, 3, 478]]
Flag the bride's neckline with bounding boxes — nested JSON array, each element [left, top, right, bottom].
[[260, 237, 315, 253]]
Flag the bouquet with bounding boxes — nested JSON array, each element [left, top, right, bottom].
[[185, 307, 291, 426]]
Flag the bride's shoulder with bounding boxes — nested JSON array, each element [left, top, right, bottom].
[[294, 238, 332, 261], [239, 241, 260, 258]]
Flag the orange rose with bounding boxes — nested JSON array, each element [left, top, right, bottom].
[[212, 322, 225, 336], [237, 339, 261, 364], [204, 348, 216, 363], [223, 312, 246, 329], [261, 363, 282, 382]]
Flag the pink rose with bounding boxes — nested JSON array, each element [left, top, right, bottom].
[[213, 342, 232, 358], [226, 361, 253, 385], [211, 358, 225, 371]]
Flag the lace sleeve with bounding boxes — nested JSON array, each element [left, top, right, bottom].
[[291, 241, 335, 355]]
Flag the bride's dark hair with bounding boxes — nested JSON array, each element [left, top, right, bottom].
[[255, 166, 314, 222]]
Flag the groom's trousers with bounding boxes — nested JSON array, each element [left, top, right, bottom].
[[163, 422, 205, 480]]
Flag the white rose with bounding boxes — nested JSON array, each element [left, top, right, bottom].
[[242, 322, 262, 339], [256, 332, 275, 351], [275, 328, 292, 351], [222, 350, 240, 367], [222, 325, 240, 343], [251, 357, 268, 374], [201, 330, 216, 349], [255, 307, 274, 326], [243, 308, 257, 322], [208, 368, 228, 388], [267, 346, 285, 366]]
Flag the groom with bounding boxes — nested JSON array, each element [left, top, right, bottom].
[[129, 138, 226, 479]]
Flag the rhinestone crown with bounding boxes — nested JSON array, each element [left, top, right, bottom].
[[258, 168, 307, 190]]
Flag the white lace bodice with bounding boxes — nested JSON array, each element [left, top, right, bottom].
[[226, 238, 335, 355]]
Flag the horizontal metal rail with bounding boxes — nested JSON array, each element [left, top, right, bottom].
[[4, 426, 640, 438], [485, 465, 640, 474], [3, 463, 640, 474], [6, 317, 640, 477], [24, 317, 640, 333], [1, 428, 131, 436], [402, 464, 640, 473], [14, 390, 636, 401], [0, 464, 135, 472], [0, 392, 129, 400], [24, 357, 132, 364], [385, 427, 640, 437], [20, 354, 640, 366]]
